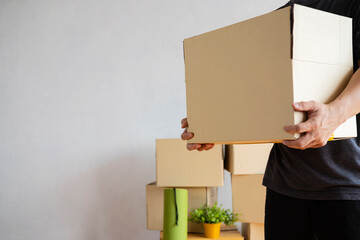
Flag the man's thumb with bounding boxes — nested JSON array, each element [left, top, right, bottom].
[[293, 101, 316, 111]]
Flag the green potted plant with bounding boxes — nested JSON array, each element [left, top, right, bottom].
[[188, 202, 239, 239]]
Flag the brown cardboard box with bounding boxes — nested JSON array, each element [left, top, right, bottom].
[[146, 182, 217, 232], [160, 230, 244, 240], [156, 139, 224, 187], [184, 4, 357, 144], [232, 175, 266, 223], [242, 223, 264, 240], [225, 144, 273, 175]]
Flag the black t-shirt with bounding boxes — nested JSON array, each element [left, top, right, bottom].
[[263, 0, 360, 200]]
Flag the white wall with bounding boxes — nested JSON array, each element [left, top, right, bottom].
[[0, 0, 287, 239]]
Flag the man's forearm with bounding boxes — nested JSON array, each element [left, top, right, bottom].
[[282, 62, 360, 149], [330, 64, 360, 123]]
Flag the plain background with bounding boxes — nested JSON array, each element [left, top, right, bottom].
[[0, 0, 287, 239]]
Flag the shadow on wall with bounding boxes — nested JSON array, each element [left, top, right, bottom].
[[56, 152, 158, 240]]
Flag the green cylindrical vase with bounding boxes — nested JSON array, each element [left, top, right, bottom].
[[163, 188, 188, 240]]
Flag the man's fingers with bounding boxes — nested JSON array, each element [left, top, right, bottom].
[[282, 133, 313, 150], [310, 143, 324, 148], [181, 129, 194, 140], [181, 128, 187, 140], [187, 143, 201, 151], [285, 136, 328, 149], [203, 143, 214, 151], [197, 144, 208, 151], [186, 143, 214, 151], [181, 118, 188, 128], [311, 140, 328, 148], [186, 143, 215, 151], [293, 101, 317, 112], [283, 121, 313, 134]]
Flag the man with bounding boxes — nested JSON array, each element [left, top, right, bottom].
[[181, 1, 360, 239]]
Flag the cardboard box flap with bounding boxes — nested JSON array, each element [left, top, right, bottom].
[[291, 60, 356, 139], [292, 60, 353, 107], [333, 116, 357, 139], [292, 4, 352, 67], [185, 7, 295, 144], [340, 17, 353, 67]]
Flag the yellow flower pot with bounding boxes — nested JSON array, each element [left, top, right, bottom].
[[203, 223, 221, 238]]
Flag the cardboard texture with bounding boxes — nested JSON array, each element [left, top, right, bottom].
[[225, 144, 273, 175], [232, 175, 266, 223], [184, 4, 357, 144], [156, 139, 224, 187], [160, 230, 244, 240], [242, 223, 264, 240], [146, 183, 218, 233]]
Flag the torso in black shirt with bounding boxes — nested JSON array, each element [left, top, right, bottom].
[[263, 0, 360, 200]]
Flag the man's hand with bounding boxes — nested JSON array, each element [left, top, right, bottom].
[[282, 101, 344, 150], [181, 118, 215, 151]]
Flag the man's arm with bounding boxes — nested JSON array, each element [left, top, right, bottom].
[[282, 61, 360, 149]]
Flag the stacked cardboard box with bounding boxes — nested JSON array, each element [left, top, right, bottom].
[[146, 139, 224, 233], [225, 144, 271, 240], [147, 140, 268, 238], [242, 223, 265, 240], [225, 143, 271, 239]]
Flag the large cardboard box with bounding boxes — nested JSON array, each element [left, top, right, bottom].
[[242, 223, 264, 240], [232, 175, 266, 223], [184, 4, 357, 144], [146, 182, 217, 233], [160, 230, 244, 240], [156, 139, 224, 187], [225, 144, 273, 175]]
